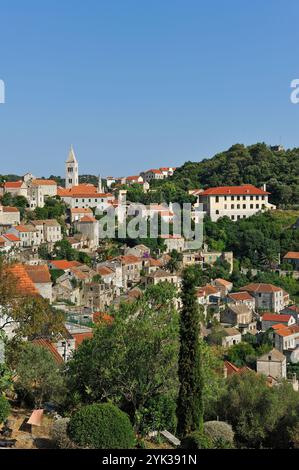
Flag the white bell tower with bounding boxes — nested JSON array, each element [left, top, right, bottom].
[[65, 146, 79, 189]]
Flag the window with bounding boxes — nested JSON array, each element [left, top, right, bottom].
[[216, 210, 219, 214], [237, 204, 240, 209], [256, 204, 259, 209], [231, 204, 235, 209], [243, 204, 246, 209], [216, 196, 219, 203], [250, 204, 253, 209], [231, 215, 235, 220], [231, 196, 235, 201]]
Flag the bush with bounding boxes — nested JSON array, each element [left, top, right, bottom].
[[68, 403, 135, 449], [137, 395, 177, 435], [204, 421, 235, 448], [0, 395, 11, 424], [181, 431, 212, 449], [50, 418, 77, 449]]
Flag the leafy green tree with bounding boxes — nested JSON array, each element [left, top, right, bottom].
[[0, 395, 11, 424], [225, 342, 256, 368], [68, 403, 135, 449], [14, 342, 66, 407], [66, 284, 179, 425], [177, 268, 204, 437]]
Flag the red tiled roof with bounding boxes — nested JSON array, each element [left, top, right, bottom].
[[4, 181, 23, 189], [49, 260, 81, 270], [78, 215, 97, 223], [196, 285, 220, 297], [199, 184, 270, 196], [70, 208, 93, 214], [2, 206, 19, 213], [215, 278, 232, 287], [262, 313, 292, 323], [9, 264, 39, 296], [228, 291, 254, 301], [118, 255, 142, 265], [32, 339, 63, 364], [25, 265, 51, 284], [97, 266, 114, 276], [3, 233, 20, 242], [283, 252, 299, 260], [240, 283, 282, 293], [72, 332, 93, 349], [31, 179, 57, 186]]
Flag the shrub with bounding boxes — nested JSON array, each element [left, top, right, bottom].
[[137, 395, 177, 435], [204, 421, 235, 448], [50, 418, 77, 449], [68, 403, 135, 449], [181, 431, 212, 449], [0, 395, 11, 424]]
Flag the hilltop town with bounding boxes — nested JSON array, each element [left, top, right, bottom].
[[0, 144, 299, 449]]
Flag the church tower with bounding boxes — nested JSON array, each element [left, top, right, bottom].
[[65, 146, 79, 189], [98, 174, 103, 193]]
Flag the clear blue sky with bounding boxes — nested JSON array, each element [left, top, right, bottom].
[[1, 0, 299, 177]]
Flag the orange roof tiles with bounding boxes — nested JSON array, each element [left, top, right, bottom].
[[2, 206, 19, 212], [283, 252, 299, 260], [3, 233, 20, 242], [240, 283, 282, 293], [9, 264, 39, 296], [97, 266, 114, 276], [49, 260, 81, 270], [4, 181, 23, 189], [72, 332, 93, 349], [31, 179, 57, 186], [199, 184, 269, 196], [262, 313, 292, 323], [228, 292, 254, 301], [78, 215, 97, 223], [25, 265, 51, 284], [70, 208, 93, 214]]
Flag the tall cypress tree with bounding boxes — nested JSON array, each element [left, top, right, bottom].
[[177, 267, 204, 437]]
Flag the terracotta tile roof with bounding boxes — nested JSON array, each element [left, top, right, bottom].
[[262, 313, 292, 323], [97, 266, 114, 276], [31, 219, 60, 227], [72, 332, 93, 349], [25, 265, 51, 284], [78, 215, 97, 223], [3, 233, 20, 242], [149, 258, 162, 267], [2, 206, 19, 213], [283, 252, 299, 260], [15, 224, 37, 233], [287, 305, 299, 314], [126, 176, 141, 181], [4, 181, 23, 189], [31, 179, 57, 186], [145, 169, 163, 174], [49, 260, 81, 270], [8, 264, 39, 296], [57, 184, 97, 197], [196, 285, 220, 297], [215, 278, 233, 287], [32, 338, 63, 364], [240, 283, 282, 293], [199, 184, 270, 196], [118, 255, 142, 265], [228, 291, 254, 302], [224, 361, 252, 376], [71, 208, 93, 214]]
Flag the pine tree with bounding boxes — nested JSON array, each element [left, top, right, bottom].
[[177, 267, 204, 437]]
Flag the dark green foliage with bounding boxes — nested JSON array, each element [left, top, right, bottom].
[[50, 269, 65, 284], [0, 395, 11, 424], [170, 143, 299, 206], [181, 431, 212, 449], [34, 197, 66, 220], [216, 371, 299, 448], [177, 268, 204, 437], [68, 403, 135, 449], [137, 395, 177, 436]]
